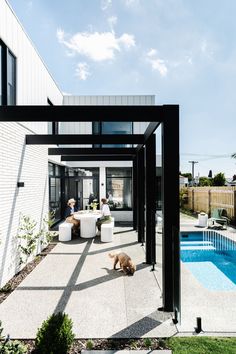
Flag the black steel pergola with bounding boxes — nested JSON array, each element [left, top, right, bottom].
[[0, 104, 180, 321]]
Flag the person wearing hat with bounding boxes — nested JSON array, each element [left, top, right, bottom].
[[65, 198, 80, 236], [96, 198, 112, 235]]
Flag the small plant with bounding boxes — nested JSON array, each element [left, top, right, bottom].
[[0, 283, 12, 293], [17, 215, 40, 265], [89, 199, 99, 211], [0, 321, 27, 353], [130, 339, 138, 349], [35, 312, 75, 354], [86, 339, 94, 350], [41, 210, 58, 246], [144, 338, 153, 348]]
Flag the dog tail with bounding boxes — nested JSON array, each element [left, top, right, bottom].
[[108, 253, 115, 258]]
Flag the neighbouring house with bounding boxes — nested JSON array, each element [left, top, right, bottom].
[[179, 175, 188, 189]]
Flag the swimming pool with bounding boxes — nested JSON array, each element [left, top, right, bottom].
[[180, 231, 236, 290]]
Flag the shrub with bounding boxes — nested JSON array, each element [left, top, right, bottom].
[[0, 340, 27, 353], [86, 339, 94, 350], [0, 321, 27, 353], [144, 338, 152, 348], [35, 312, 75, 354]]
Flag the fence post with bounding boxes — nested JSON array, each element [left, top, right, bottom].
[[234, 190, 236, 225], [208, 188, 211, 216], [192, 189, 194, 211]]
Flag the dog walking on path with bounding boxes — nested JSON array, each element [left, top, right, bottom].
[[109, 252, 136, 275]]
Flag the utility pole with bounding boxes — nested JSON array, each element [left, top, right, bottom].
[[188, 161, 198, 186]]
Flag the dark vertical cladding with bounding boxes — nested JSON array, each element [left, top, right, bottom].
[[145, 134, 156, 264], [137, 148, 145, 243], [162, 105, 180, 316], [133, 157, 137, 230]]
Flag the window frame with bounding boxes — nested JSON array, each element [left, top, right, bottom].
[[106, 167, 133, 211], [0, 39, 16, 105]]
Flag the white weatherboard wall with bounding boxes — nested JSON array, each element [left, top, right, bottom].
[[0, 0, 63, 287], [0, 0, 62, 105]]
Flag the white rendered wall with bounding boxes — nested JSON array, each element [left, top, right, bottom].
[[0, 0, 63, 287]]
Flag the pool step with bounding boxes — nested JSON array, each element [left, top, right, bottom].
[[181, 241, 212, 246], [181, 245, 215, 250], [181, 241, 215, 251]]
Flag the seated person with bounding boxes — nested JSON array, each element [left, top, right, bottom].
[[96, 198, 112, 235], [65, 198, 80, 236]]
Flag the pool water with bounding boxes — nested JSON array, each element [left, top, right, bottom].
[[180, 232, 236, 290]]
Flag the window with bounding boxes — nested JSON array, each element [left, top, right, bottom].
[[0, 40, 16, 105], [48, 162, 64, 224], [7, 51, 16, 105], [106, 168, 132, 210], [93, 121, 133, 147]]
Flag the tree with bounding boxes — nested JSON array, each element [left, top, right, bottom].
[[232, 153, 236, 159], [212, 172, 226, 186], [208, 170, 213, 178], [233, 174, 236, 181], [199, 176, 212, 186], [181, 173, 192, 182]]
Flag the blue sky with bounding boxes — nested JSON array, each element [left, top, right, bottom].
[[8, 0, 236, 178]]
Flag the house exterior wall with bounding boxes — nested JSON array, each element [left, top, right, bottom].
[[0, 0, 63, 287], [62, 95, 155, 222]]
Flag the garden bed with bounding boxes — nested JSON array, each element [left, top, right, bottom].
[[0, 242, 57, 304]]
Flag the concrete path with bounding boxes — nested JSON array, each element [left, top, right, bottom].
[[0, 227, 176, 339]]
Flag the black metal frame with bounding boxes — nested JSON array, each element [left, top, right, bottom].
[[0, 104, 180, 319]]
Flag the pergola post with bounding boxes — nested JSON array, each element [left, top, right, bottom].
[[162, 105, 180, 315], [145, 134, 156, 264], [137, 148, 145, 243], [133, 157, 138, 230]]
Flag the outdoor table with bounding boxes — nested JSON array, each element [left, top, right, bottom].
[[74, 211, 102, 238]]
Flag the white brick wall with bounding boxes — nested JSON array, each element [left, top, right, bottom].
[[0, 122, 49, 287]]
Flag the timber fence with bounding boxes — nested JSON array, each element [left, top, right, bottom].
[[186, 186, 236, 223]]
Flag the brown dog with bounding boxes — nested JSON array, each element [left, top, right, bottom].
[[109, 252, 136, 275]]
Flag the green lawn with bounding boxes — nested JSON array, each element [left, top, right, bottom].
[[167, 337, 236, 354]]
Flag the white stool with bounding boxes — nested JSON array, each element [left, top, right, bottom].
[[59, 222, 72, 241], [101, 218, 114, 242]]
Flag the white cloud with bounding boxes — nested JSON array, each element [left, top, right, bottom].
[[75, 62, 91, 80], [150, 58, 168, 76], [57, 28, 65, 42], [124, 0, 139, 7], [118, 33, 135, 48], [101, 0, 112, 11], [146, 48, 168, 77], [108, 16, 117, 31], [147, 48, 157, 57], [57, 29, 135, 62]]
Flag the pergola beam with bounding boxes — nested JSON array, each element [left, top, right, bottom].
[[49, 148, 136, 155], [136, 122, 161, 152], [26, 134, 144, 145], [61, 155, 134, 161], [0, 105, 168, 122]]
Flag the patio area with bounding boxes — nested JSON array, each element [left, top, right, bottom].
[[0, 227, 176, 339]]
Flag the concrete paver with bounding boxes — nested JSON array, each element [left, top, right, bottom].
[[0, 228, 176, 339]]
